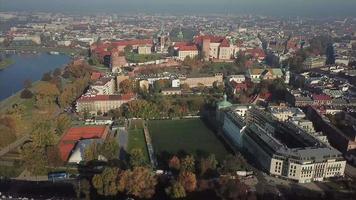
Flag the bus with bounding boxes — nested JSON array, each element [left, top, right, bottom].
[[48, 171, 69, 182]]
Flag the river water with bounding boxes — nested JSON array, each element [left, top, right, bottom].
[[0, 53, 71, 101]]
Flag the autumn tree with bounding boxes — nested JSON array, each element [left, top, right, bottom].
[[124, 167, 157, 199], [31, 120, 57, 148], [100, 137, 119, 161], [84, 141, 100, 162], [181, 155, 195, 172], [198, 154, 218, 177], [21, 143, 48, 176], [34, 82, 60, 109], [178, 171, 197, 192], [166, 181, 186, 199], [129, 148, 147, 168], [20, 89, 33, 99], [169, 156, 181, 172], [56, 113, 71, 136], [215, 177, 252, 200], [92, 167, 120, 196], [219, 155, 243, 175], [119, 79, 134, 94]]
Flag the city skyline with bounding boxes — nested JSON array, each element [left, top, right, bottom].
[[1, 0, 356, 16]]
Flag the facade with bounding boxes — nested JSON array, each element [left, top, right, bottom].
[[228, 75, 246, 83], [303, 56, 326, 69], [177, 45, 199, 61], [194, 35, 235, 61], [172, 79, 181, 88], [220, 106, 346, 183], [138, 45, 152, 54], [111, 51, 127, 73], [247, 68, 284, 83], [76, 94, 135, 114], [161, 88, 182, 95], [91, 77, 116, 95], [139, 80, 149, 90], [180, 73, 223, 88]]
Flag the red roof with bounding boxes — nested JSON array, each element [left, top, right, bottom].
[[193, 35, 226, 44], [245, 48, 266, 60], [59, 126, 109, 161], [220, 39, 230, 47], [178, 45, 198, 51], [91, 72, 103, 81], [312, 94, 332, 101], [78, 93, 135, 102], [112, 39, 153, 47]]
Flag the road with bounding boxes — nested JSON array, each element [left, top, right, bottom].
[[116, 127, 129, 160]]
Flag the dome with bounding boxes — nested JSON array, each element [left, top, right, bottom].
[[217, 94, 232, 109]]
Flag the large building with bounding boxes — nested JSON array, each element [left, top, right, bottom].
[[303, 56, 326, 69], [76, 93, 135, 114], [177, 45, 199, 61], [219, 105, 346, 183], [180, 73, 223, 88], [59, 125, 109, 162], [90, 77, 116, 95], [194, 35, 235, 60]]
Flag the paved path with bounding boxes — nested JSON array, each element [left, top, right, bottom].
[[0, 134, 30, 158], [117, 127, 129, 160], [143, 121, 157, 168]]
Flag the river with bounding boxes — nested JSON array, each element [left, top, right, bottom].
[[0, 53, 71, 101]]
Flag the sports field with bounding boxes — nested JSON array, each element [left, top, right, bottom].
[[127, 119, 149, 163], [148, 118, 231, 161]]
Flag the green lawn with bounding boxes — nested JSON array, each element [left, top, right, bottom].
[[148, 119, 231, 161], [127, 120, 149, 163]]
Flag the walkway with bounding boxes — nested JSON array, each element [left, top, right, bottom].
[[143, 121, 157, 168], [0, 134, 30, 157]]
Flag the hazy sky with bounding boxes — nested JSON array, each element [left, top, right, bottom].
[[1, 0, 356, 16]]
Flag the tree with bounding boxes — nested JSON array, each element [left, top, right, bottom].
[[41, 71, 53, 81], [53, 68, 62, 77], [20, 88, 33, 99], [220, 155, 243, 175], [198, 154, 218, 177], [169, 156, 181, 172], [34, 82, 60, 108], [21, 143, 48, 176], [153, 79, 170, 93], [92, 167, 119, 196], [215, 177, 252, 200], [56, 113, 71, 136], [181, 155, 195, 172], [124, 167, 157, 199], [124, 45, 133, 54], [74, 179, 91, 200], [84, 141, 100, 162], [46, 146, 64, 167], [166, 181, 186, 199], [119, 79, 134, 94], [100, 137, 119, 161], [178, 171, 197, 192], [23, 79, 32, 89], [129, 148, 147, 168], [31, 120, 57, 148]]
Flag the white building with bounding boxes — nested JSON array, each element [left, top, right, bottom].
[[91, 77, 116, 95]]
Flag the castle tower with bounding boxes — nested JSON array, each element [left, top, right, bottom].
[[202, 37, 210, 61]]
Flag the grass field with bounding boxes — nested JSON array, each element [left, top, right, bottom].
[[148, 118, 231, 161], [127, 120, 149, 163]]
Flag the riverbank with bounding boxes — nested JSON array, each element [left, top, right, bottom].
[[0, 46, 86, 56], [0, 58, 14, 70]]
